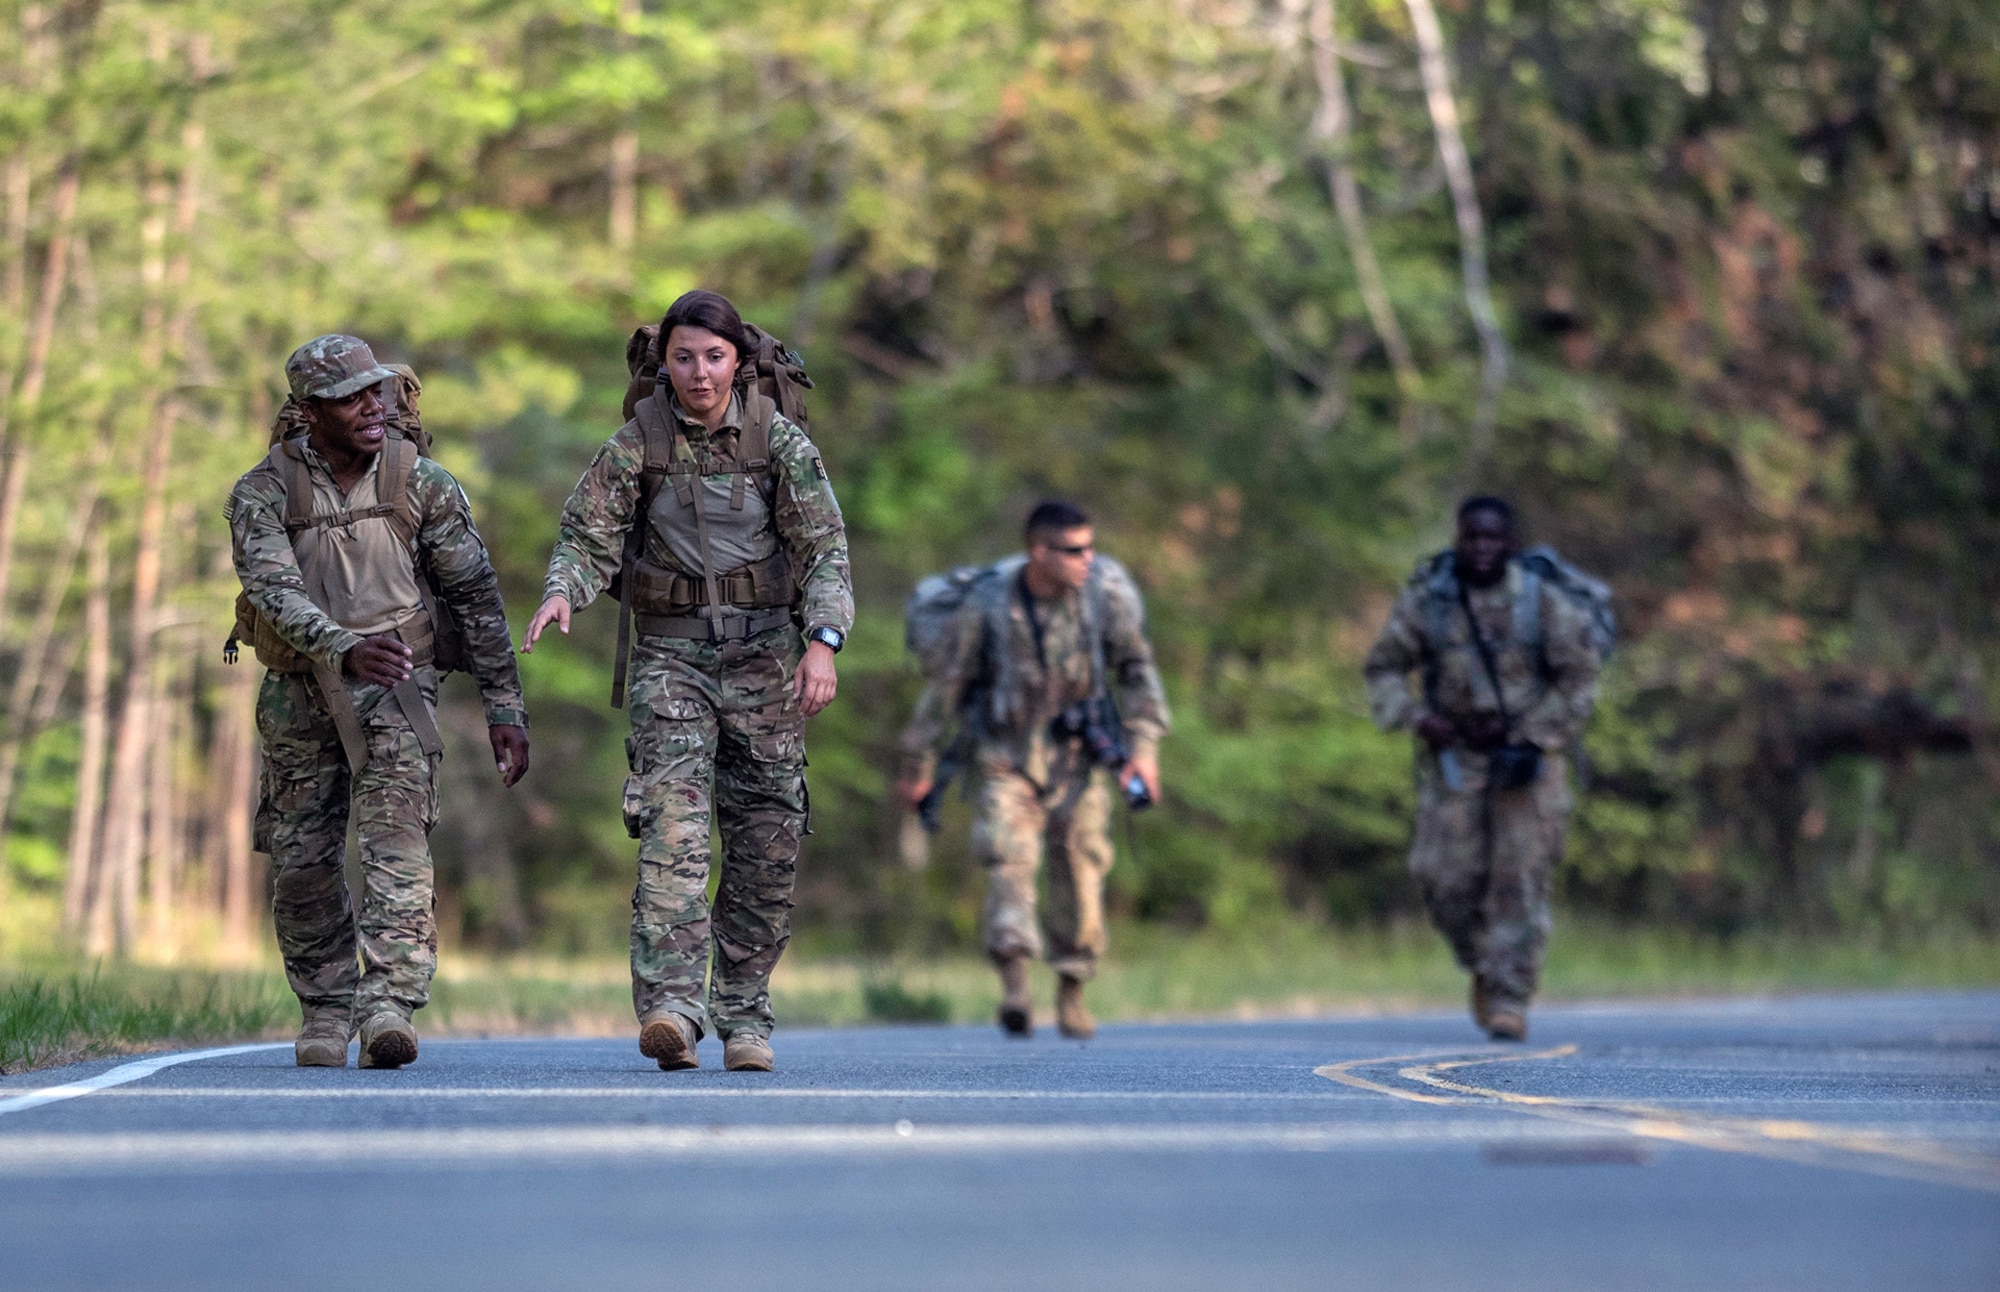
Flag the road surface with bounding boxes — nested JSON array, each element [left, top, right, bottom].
[[1, 991, 1995, 1290]]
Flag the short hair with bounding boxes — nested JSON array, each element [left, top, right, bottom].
[[659, 289, 754, 379], [1456, 494, 1515, 528], [1025, 499, 1092, 541]]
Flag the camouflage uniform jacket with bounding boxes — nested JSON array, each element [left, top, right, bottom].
[[900, 554, 1170, 785], [1363, 558, 1599, 751], [541, 395, 853, 637], [226, 440, 528, 729]]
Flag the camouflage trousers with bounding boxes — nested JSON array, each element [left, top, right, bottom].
[[1409, 748, 1573, 1005], [254, 668, 442, 1021], [623, 627, 808, 1041], [972, 741, 1113, 982]]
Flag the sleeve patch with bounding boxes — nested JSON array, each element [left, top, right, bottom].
[[812, 454, 827, 480]]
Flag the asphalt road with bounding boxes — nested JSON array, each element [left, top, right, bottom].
[[1, 991, 1995, 1291]]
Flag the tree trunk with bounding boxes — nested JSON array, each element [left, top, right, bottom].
[[609, 128, 638, 256], [607, 0, 641, 264], [97, 113, 203, 955], [216, 659, 260, 956], [96, 395, 178, 954], [0, 466, 90, 861], [65, 518, 109, 938], [0, 163, 79, 635], [1307, 0, 1420, 406], [1403, 0, 1508, 468], [144, 642, 184, 951]]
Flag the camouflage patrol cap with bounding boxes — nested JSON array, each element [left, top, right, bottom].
[[285, 334, 398, 401]]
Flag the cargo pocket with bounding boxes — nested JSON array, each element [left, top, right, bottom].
[[622, 694, 709, 840]]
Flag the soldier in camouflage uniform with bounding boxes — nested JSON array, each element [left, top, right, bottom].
[[525, 290, 851, 1074], [229, 335, 529, 1070], [898, 501, 1170, 1040], [1363, 497, 1601, 1040]]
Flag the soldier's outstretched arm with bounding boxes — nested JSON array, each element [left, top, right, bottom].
[[225, 474, 362, 673], [540, 425, 647, 618]]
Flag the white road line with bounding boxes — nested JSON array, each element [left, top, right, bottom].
[[79, 1086, 1348, 1101], [0, 1044, 288, 1119], [0, 1118, 1621, 1173]]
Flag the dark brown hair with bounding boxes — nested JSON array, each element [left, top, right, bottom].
[[658, 289, 753, 380], [1025, 499, 1091, 541]]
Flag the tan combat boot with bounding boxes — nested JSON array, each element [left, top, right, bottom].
[[723, 1033, 775, 1072], [1470, 976, 1492, 1033], [357, 1010, 418, 1069], [294, 1003, 352, 1068], [1055, 975, 1096, 1040], [1484, 998, 1528, 1042], [996, 954, 1033, 1037], [639, 1011, 700, 1071]]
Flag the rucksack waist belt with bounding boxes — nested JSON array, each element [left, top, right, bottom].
[[630, 552, 793, 612], [634, 607, 791, 642]]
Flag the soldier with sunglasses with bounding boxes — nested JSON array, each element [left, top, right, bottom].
[[899, 501, 1170, 1039]]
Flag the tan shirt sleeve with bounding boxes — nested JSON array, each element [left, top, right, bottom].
[[1094, 557, 1170, 760], [1362, 586, 1430, 733], [1513, 581, 1602, 751]]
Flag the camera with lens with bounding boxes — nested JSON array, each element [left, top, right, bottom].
[[1050, 696, 1153, 810]]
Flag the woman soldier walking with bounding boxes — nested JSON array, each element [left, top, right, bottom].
[[523, 290, 852, 1072]]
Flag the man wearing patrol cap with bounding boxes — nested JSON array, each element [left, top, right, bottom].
[[227, 334, 530, 1069]]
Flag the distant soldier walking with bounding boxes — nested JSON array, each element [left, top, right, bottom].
[[524, 289, 851, 1074], [228, 335, 529, 1070], [899, 501, 1170, 1039], [1363, 497, 1606, 1040]]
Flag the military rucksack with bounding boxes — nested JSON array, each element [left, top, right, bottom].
[[224, 367, 464, 675], [1413, 544, 1616, 698], [904, 553, 1118, 731]]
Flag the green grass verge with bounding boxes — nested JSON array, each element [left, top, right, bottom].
[[4, 918, 1995, 1074], [0, 967, 296, 1076]]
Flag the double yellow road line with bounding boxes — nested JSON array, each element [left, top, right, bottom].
[[1318, 1044, 2000, 1192]]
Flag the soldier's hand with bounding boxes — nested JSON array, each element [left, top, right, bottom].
[[521, 595, 571, 654], [343, 635, 414, 688], [1119, 753, 1162, 805], [795, 641, 838, 717], [490, 723, 530, 788], [1415, 713, 1459, 751]]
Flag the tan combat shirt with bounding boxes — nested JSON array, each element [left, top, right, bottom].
[[286, 452, 426, 637], [1363, 560, 1601, 752]]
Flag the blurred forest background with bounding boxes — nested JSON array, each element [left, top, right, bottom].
[[0, 0, 1996, 972]]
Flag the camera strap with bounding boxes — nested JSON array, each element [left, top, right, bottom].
[[1016, 567, 1109, 699], [1457, 576, 1515, 737], [1015, 567, 1050, 672]]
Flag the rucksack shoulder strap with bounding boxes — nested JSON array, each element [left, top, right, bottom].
[[632, 391, 686, 509], [272, 439, 313, 533], [732, 389, 776, 511], [1512, 562, 1544, 662], [381, 436, 420, 553]]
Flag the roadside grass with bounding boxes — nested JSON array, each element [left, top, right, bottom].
[[0, 967, 296, 1075], [4, 917, 1995, 1074]]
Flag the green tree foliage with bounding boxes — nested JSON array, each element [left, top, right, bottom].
[[0, 0, 1993, 955]]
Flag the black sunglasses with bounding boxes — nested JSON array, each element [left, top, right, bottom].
[[1048, 542, 1093, 556]]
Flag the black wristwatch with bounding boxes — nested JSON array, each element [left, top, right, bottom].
[[806, 626, 845, 654]]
